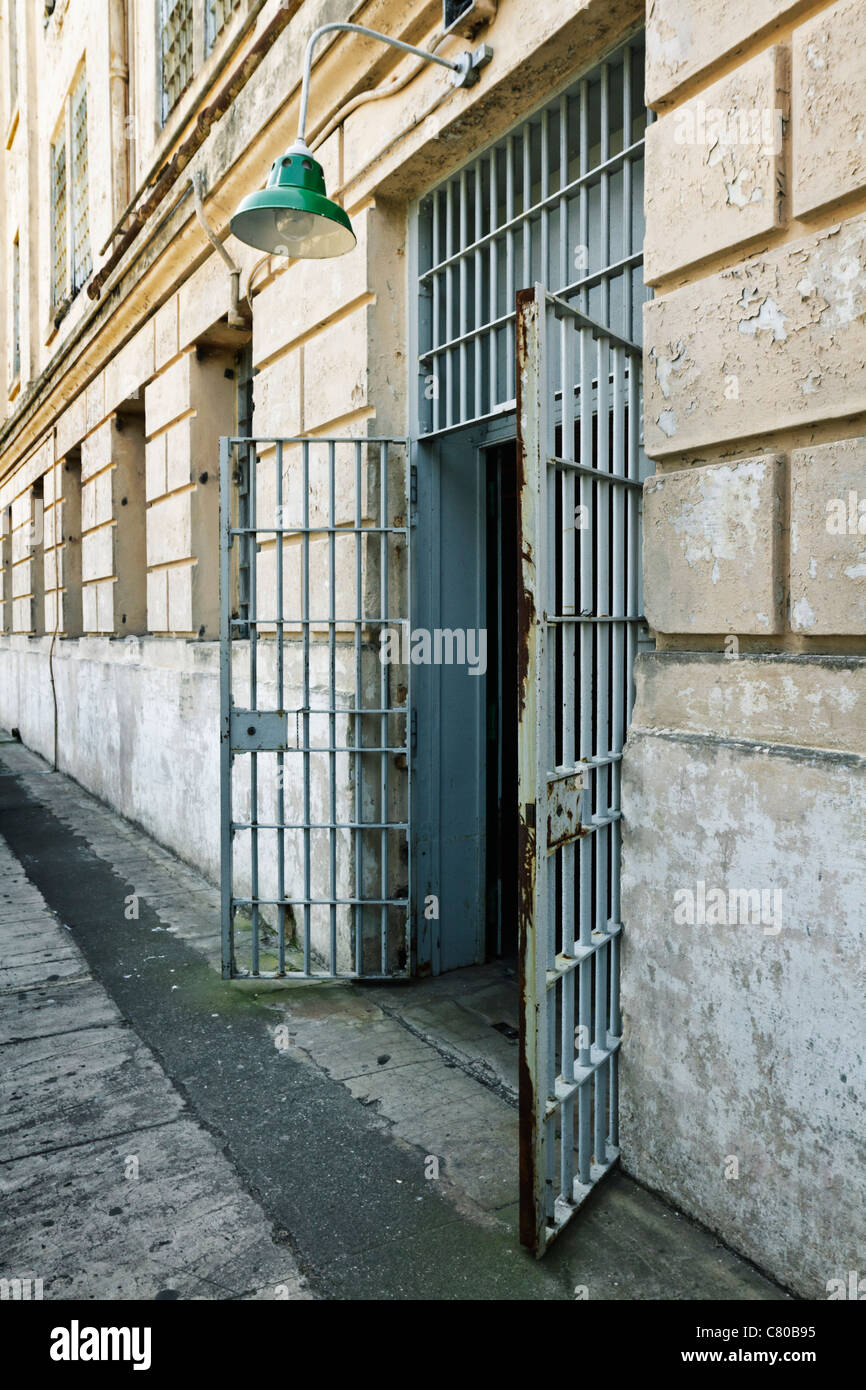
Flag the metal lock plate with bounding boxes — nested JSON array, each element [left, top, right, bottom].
[[230, 709, 289, 752], [545, 764, 587, 853]]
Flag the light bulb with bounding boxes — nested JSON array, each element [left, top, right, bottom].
[[275, 209, 316, 244]]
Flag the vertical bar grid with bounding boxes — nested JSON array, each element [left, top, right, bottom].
[[51, 137, 67, 309], [71, 69, 91, 291], [519, 280, 643, 1253], [219, 436, 411, 981], [416, 35, 649, 437], [161, 0, 194, 119]]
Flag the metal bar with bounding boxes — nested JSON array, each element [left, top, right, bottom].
[[229, 704, 407, 715], [233, 821, 408, 831], [559, 91, 569, 295], [495, 458, 504, 956], [231, 744, 412, 755], [379, 440, 389, 973], [219, 437, 233, 979], [559, 301, 577, 1210], [302, 439, 311, 975], [489, 147, 499, 410], [547, 457, 642, 488], [276, 440, 286, 974], [474, 158, 483, 421], [577, 85, 593, 1185], [353, 440, 363, 972], [230, 525, 407, 537], [522, 128, 531, 291], [592, 62, 613, 1172], [226, 435, 408, 445], [540, 108, 550, 290], [459, 169, 468, 424], [234, 897, 408, 908], [328, 440, 337, 976], [418, 138, 647, 283], [445, 180, 454, 429], [432, 188, 441, 433], [418, 282, 641, 365], [232, 618, 408, 628], [249, 442, 260, 975], [505, 134, 515, 401], [542, 300, 557, 1232]]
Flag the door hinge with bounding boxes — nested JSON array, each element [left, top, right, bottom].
[[410, 707, 418, 754], [410, 463, 418, 520]]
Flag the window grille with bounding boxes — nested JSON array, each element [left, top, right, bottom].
[[71, 70, 91, 291], [206, 0, 241, 52], [51, 137, 68, 310], [161, 0, 194, 119], [415, 34, 650, 435]]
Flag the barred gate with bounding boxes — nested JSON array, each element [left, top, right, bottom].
[[218, 435, 412, 980], [516, 284, 648, 1253]]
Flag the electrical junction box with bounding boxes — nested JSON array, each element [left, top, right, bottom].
[[443, 0, 498, 38]]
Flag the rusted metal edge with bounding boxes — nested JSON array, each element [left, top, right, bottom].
[[515, 284, 541, 1254]]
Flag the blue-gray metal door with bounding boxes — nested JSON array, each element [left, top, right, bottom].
[[219, 434, 412, 979]]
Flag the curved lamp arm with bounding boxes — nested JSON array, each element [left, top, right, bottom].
[[296, 22, 484, 145]]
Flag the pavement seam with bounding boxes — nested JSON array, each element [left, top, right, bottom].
[[367, 995, 520, 1109]]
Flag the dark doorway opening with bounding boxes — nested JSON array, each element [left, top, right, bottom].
[[485, 441, 519, 961]]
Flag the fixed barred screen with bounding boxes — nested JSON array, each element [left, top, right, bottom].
[[206, 0, 241, 51], [71, 70, 90, 292], [161, 0, 194, 118], [415, 34, 648, 435], [50, 137, 67, 309]]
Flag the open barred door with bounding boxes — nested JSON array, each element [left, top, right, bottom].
[[516, 284, 645, 1253]]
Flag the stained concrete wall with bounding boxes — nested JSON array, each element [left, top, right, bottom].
[[621, 654, 866, 1297], [624, 0, 866, 1297]]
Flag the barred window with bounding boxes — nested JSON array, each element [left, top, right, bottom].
[[51, 136, 68, 311], [71, 70, 91, 291], [50, 65, 91, 317], [11, 236, 20, 381], [206, 0, 241, 52], [161, 0, 194, 120]]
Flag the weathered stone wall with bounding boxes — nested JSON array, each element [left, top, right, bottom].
[[624, 0, 866, 1297]]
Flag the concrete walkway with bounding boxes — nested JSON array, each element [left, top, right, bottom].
[[0, 738, 792, 1301], [0, 834, 310, 1300]]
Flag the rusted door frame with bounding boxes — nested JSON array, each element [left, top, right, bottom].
[[516, 285, 548, 1252]]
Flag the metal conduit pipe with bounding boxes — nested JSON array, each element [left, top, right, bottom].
[[87, 0, 302, 300], [190, 171, 245, 326], [98, 0, 270, 255]]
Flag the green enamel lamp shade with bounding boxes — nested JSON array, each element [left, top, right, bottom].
[[230, 142, 356, 258]]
